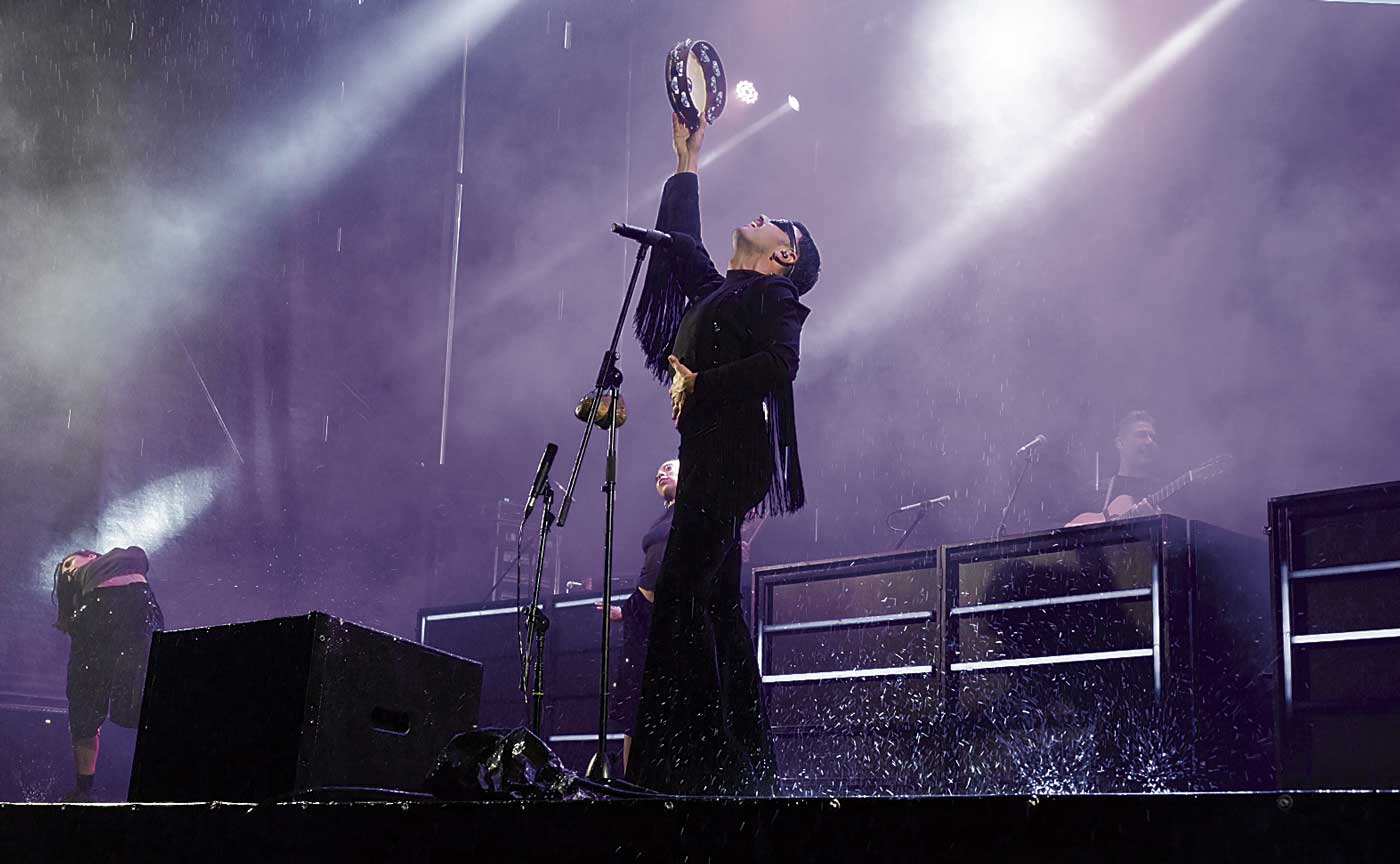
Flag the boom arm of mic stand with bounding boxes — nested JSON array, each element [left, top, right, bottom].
[[557, 243, 648, 527]]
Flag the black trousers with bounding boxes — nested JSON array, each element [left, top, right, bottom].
[[626, 455, 776, 796], [609, 587, 653, 735], [67, 583, 164, 739]]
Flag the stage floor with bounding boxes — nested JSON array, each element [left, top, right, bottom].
[[1, 792, 1392, 863]]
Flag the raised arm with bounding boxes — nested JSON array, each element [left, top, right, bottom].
[[634, 113, 724, 382], [656, 113, 722, 297]]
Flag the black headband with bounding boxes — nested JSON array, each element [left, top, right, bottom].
[[772, 218, 820, 295]]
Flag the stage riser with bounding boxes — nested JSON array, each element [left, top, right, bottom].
[[754, 518, 1276, 794]]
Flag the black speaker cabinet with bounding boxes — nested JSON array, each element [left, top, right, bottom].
[[941, 516, 1273, 793], [1271, 480, 1400, 788], [129, 612, 483, 802]]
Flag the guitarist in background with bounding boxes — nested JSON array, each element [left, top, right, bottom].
[[1066, 411, 1165, 526], [1100, 410, 1164, 518], [1067, 411, 1232, 527]]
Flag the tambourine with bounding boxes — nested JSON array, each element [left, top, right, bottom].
[[666, 38, 726, 131]]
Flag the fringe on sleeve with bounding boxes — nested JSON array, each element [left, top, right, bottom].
[[758, 383, 805, 515], [633, 251, 688, 385]]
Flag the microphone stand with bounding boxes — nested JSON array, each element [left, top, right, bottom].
[[892, 507, 930, 550], [995, 449, 1037, 539], [522, 486, 555, 735], [556, 241, 650, 783]]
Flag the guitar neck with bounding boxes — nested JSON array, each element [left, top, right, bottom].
[[1145, 471, 1194, 508]]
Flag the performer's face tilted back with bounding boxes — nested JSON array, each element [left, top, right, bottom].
[[731, 214, 801, 275]]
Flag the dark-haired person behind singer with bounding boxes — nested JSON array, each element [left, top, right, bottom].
[[625, 112, 820, 795], [52, 546, 164, 802]]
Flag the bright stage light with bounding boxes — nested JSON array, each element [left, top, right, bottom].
[[814, 0, 1250, 354], [787, 94, 800, 112], [735, 80, 759, 105], [915, 0, 1115, 176]]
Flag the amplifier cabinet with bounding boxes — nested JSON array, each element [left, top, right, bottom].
[[1271, 480, 1400, 788], [940, 516, 1272, 793], [753, 548, 943, 794]]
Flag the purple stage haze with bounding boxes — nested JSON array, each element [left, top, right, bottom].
[[2, 0, 1399, 721]]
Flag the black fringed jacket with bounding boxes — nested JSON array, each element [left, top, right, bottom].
[[634, 172, 810, 517]]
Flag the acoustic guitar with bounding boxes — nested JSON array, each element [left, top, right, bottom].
[[1065, 455, 1233, 527]]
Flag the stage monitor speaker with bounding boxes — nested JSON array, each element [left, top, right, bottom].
[[129, 611, 483, 802]]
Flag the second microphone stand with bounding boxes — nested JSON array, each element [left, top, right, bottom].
[[995, 448, 1038, 539], [521, 485, 555, 734]]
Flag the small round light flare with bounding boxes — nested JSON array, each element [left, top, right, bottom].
[[734, 80, 759, 105], [786, 94, 800, 112]]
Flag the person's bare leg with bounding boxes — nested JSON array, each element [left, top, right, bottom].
[[622, 734, 632, 774], [73, 732, 99, 776]]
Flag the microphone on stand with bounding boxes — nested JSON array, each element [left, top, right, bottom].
[[522, 443, 558, 523], [1016, 434, 1048, 457], [611, 222, 673, 247], [896, 495, 952, 513]]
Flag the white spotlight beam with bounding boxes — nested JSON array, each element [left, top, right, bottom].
[[238, 0, 518, 201], [124, 0, 520, 312], [812, 0, 1250, 353], [636, 100, 799, 204], [698, 101, 797, 171], [35, 466, 228, 593]]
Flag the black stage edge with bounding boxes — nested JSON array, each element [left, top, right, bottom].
[[2, 793, 1393, 863]]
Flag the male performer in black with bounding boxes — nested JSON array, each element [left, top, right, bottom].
[[625, 112, 819, 795], [601, 457, 763, 774], [52, 546, 164, 802]]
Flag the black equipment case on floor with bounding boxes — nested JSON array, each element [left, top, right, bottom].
[[129, 612, 483, 802]]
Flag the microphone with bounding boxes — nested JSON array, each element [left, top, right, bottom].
[[897, 495, 952, 512], [1016, 434, 1048, 457], [611, 222, 673, 247], [522, 442, 559, 523]]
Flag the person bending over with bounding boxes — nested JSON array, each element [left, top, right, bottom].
[[53, 546, 164, 802]]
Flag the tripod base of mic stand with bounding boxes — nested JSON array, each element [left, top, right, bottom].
[[585, 750, 614, 782]]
